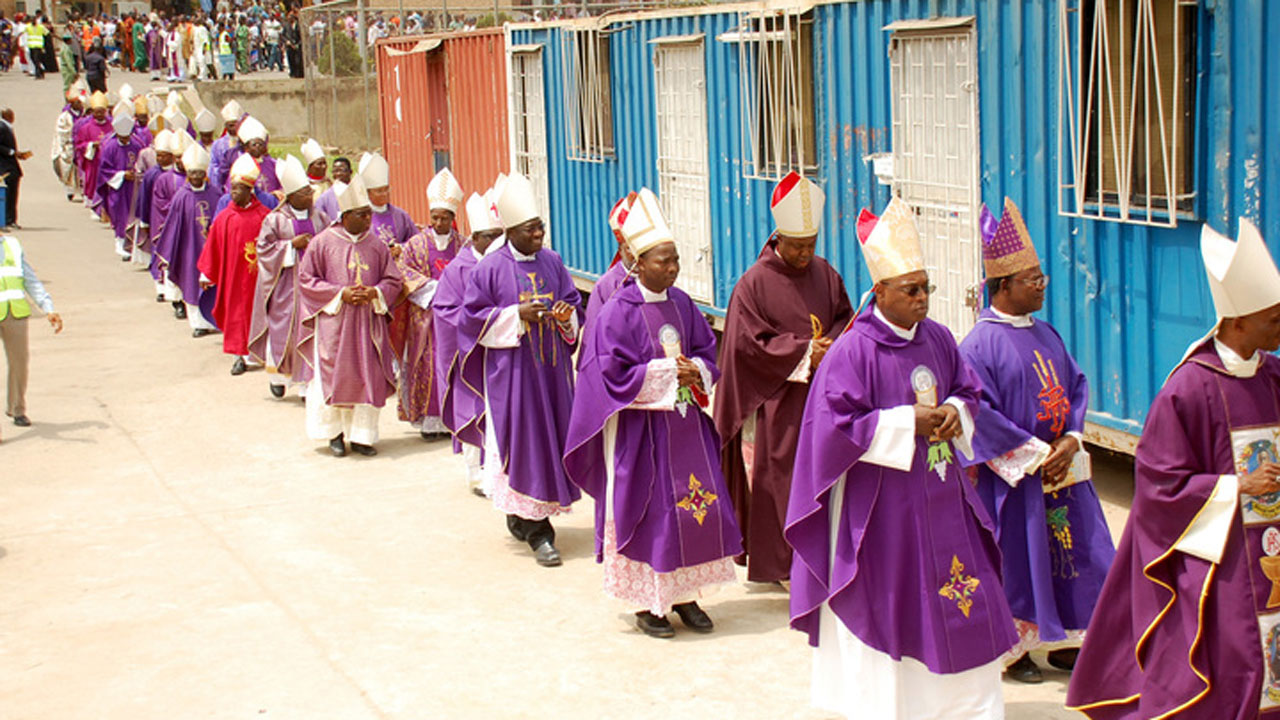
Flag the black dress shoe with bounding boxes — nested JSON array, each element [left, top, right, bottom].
[[230, 357, 247, 376], [174, 303, 187, 319], [191, 328, 210, 338], [269, 384, 286, 398], [419, 430, 450, 442], [1005, 653, 1043, 684], [1047, 648, 1079, 671], [533, 540, 562, 567], [635, 611, 675, 638], [12, 415, 31, 427], [350, 442, 377, 456], [672, 601, 714, 633], [506, 514, 529, 542], [471, 486, 488, 498], [155, 293, 165, 303], [328, 434, 347, 457]]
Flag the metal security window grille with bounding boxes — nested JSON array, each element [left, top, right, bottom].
[[722, 11, 816, 181], [1058, 0, 1198, 226], [561, 28, 615, 162], [512, 49, 553, 242], [888, 22, 982, 337]]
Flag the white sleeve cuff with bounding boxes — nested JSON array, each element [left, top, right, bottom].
[[861, 404, 916, 471], [787, 341, 814, 384], [628, 358, 680, 411], [371, 287, 388, 315], [321, 291, 344, 315], [944, 397, 975, 461], [408, 278, 438, 310], [479, 305, 524, 348], [1173, 474, 1240, 564], [986, 436, 1053, 487], [199, 273, 211, 284], [691, 356, 713, 392], [557, 310, 580, 344], [283, 243, 297, 268], [107, 171, 125, 189]]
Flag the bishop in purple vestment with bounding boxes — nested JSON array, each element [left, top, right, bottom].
[[72, 96, 112, 215], [959, 198, 1114, 683], [249, 170, 329, 396], [565, 189, 741, 638], [159, 149, 221, 334], [96, 118, 145, 259], [396, 223, 462, 435], [459, 172, 581, 567], [1068, 218, 1280, 720], [786, 198, 1016, 718], [313, 157, 352, 223], [577, 192, 637, 371], [297, 176, 403, 457]]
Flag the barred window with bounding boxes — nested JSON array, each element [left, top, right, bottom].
[[721, 11, 816, 180], [1058, 0, 1198, 226], [561, 28, 614, 162]]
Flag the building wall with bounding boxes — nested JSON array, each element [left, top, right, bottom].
[[509, 0, 1280, 439]]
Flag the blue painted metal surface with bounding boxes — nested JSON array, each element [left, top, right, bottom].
[[510, 0, 1280, 438]]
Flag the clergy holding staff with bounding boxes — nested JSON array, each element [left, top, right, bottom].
[[785, 197, 1017, 719], [1068, 218, 1280, 719], [714, 171, 852, 585], [958, 198, 1115, 683]]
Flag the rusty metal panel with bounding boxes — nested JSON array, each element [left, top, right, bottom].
[[444, 30, 512, 235], [376, 36, 438, 222]]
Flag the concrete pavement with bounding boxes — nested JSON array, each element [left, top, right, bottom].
[[0, 69, 1119, 719]]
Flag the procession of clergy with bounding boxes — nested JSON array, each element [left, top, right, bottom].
[[54, 77, 1280, 718]]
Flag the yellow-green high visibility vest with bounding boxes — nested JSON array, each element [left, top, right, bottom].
[[0, 236, 33, 321], [26, 24, 46, 49]]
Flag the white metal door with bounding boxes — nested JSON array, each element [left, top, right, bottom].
[[889, 27, 981, 336], [654, 41, 714, 304], [512, 50, 552, 242]]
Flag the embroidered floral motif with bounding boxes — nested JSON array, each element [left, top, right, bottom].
[[1033, 350, 1070, 435], [938, 555, 981, 618], [1046, 495, 1079, 579], [675, 474, 717, 526]]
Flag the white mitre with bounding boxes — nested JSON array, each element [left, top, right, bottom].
[[337, 175, 371, 213], [220, 99, 244, 122], [620, 188, 676, 258], [494, 172, 540, 229], [1202, 218, 1280, 319], [357, 152, 391, 189], [771, 171, 825, 237], [153, 129, 174, 152], [300, 138, 325, 166], [236, 116, 268, 143], [182, 143, 211, 173], [118, 83, 135, 102], [465, 192, 501, 234], [276, 155, 310, 196], [229, 153, 261, 186], [194, 108, 219, 134], [858, 197, 925, 283], [112, 113, 135, 137], [427, 167, 464, 214]]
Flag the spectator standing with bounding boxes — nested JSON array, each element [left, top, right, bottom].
[[0, 108, 32, 230], [0, 232, 63, 431]]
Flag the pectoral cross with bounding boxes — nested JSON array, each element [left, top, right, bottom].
[[348, 250, 370, 286], [517, 272, 554, 304]]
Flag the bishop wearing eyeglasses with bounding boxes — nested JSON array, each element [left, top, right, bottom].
[[784, 197, 1017, 719]]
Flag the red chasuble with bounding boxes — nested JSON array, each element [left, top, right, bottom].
[[199, 197, 271, 355]]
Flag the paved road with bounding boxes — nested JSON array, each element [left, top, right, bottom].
[[0, 69, 1123, 719]]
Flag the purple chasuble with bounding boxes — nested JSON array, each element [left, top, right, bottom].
[[577, 260, 632, 371], [96, 135, 145, 239], [785, 303, 1017, 674], [565, 283, 743, 570], [208, 134, 238, 194], [147, 170, 186, 281], [459, 245, 582, 508], [314, 186, 340, 225], [296, 226, 403, 407], [132, 126, 154, 151], [1067, 341, 1280, 719], [959, 309, 1115, 643], [73, 116, 112, 212], [396, 228, 462, 425], [369, 205, 418, 247], [248, 205, 329, 383], [432, 245, 483, 448], [160, 181, 222, 324]]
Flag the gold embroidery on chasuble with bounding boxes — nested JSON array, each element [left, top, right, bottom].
[[347, 250, 369, 286], [938, 555, 981, 618], [243, 240, 257, 271], [676, 474, 718, 526], [517, 271, 558, 365]]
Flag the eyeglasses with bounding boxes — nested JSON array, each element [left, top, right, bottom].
[[888, 282, 936, 298], [1016, 273, 1050, 289]]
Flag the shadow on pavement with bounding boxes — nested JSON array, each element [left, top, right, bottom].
[[1, 419, 109, 445]]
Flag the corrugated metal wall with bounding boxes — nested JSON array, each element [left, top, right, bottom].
[[509, 0, 1280, 437], [377, 30, 511, 227]]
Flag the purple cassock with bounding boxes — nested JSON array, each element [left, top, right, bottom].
[[1067, 340, 1280, 719], [208, 134, 238, 193], [564, 282, 743, 568], [314, 186, 340, 225], [431, 244, 484, 449], [459, 245, 583, 511], [248, 204, 331, 384], [396, 228, 462, 425], [296, 225, 404, 407], [146, 169, 185, 281], [785, 303, 1018, 674], [577, 259, 632, 371], [135, 164, 176, 263], [96, 134, 146, 240], [147, 28, 164, 69], [369, 205, 417, 247], [159, 181, 222, 324], [132, 126, 154, 151], [959, 309, 1115, 647], [73, 115, 112, 212]]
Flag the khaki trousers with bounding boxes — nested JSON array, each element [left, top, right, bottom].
[[0, 315, 29, 417]]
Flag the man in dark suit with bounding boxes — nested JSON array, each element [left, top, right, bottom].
[[0, 108, 31, 230]]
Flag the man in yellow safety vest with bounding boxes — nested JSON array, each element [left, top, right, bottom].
[[0, 233, 63, 431]]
